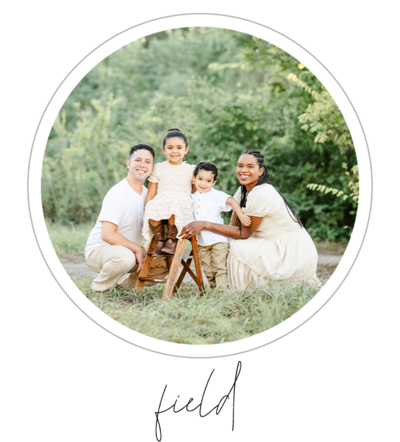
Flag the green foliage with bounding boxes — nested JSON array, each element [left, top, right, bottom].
[[307, 163, 359, 203], [288, 69, 359, 208], [43, 94, 127, 223], [289, 71, 353, 153], [42, 27, 357, 242]]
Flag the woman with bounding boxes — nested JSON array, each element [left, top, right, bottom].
[[181, 150, 320, 290]]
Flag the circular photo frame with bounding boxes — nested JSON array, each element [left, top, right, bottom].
[[28, 13, 372, 359]]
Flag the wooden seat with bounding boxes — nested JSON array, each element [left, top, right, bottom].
[[134, 235, 205, 300]]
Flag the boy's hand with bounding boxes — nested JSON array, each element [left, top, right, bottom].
[[239, 214, 252, 226]]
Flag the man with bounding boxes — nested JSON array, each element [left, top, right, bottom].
[[85, 144, 168, 292]]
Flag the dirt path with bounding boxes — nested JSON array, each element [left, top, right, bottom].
[[61, 251, 343, 283]]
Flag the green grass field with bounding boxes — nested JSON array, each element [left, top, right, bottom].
[[47, 221, 332, 345], [46, 221, 347, 258], [75, 277, 320, 344], [46, 221, 93, 257]]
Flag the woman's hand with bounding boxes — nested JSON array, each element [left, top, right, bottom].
[[181, 221, 205, 239], [183, 216, 263, 241]]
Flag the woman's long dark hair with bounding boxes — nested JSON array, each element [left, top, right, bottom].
[[235, 149, 303, 231]]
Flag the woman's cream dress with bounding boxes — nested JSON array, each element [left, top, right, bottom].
[[227, 184, 320, 290]]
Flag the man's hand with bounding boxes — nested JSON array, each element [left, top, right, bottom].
[[101, 221, 144, 271], [134, 249, 145, 273]]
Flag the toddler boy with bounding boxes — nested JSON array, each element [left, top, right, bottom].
[[191, 162, 251, 290]]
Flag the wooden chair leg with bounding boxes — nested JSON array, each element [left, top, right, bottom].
[[190, 236, 205, 293], [134, 236, 156, 290], [135, 236, 204, 298], [162, 239, 187, 300], [174, 251, 193, 291]]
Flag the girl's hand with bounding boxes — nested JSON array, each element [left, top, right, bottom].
[[239, 214, 252, 227], [181, 221, 204, 239]]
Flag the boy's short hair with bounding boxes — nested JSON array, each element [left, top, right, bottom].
[[129, 144, 155, 159], [193, 162, 218, 181]]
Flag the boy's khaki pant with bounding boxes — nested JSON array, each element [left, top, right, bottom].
[[198, 242, 229, 290], [86, 244, 169, 292]]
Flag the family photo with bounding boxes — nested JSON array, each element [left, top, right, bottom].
[[42, 27, 358, 344]]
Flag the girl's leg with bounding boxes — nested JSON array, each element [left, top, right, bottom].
[[161, 214, 178, 254], [149, 219, 166, 255]]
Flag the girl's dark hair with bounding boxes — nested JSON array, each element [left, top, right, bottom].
[[236, 149, 303, 232], [193, 162, 218, 181], [162, 126, 188, 148]]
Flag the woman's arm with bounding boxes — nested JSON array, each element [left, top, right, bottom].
[[144, 182, 158, 207], [181, 216, 264, 240]]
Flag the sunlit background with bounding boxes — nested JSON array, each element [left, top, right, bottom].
[[42, 27, 358, 248]]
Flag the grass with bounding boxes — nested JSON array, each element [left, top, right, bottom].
[[74, 278, 320, 345], [46, 221, 347, 259], [46, 221, 329, 344], [46, 221, 193, 260], [46, 221, 93, 257], [316, 240, 348, 255]]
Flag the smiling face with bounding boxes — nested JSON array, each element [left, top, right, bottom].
[[162, 136, 189, 165], [236, 154, 264, 190], [126, 149, 154, 182], [193, 169, 216, 194]]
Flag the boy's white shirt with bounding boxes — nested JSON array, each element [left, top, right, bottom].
[[191, 187, 232, 246]]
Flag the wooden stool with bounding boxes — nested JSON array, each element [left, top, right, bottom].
[[134, 235, 205, 300]]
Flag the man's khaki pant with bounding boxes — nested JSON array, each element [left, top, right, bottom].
[[198, 242, 229, 290], [86, 245, 169, 292]]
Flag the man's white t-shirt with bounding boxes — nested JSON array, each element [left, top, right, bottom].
[[191, 188, 232, 247], [85, 179, 147, 260]]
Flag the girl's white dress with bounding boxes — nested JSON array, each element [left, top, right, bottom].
[[142, 161, 196, 242], [227, 184, 320, 290]]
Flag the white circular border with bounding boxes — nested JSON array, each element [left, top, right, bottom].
[[28, 14, 372, 359]]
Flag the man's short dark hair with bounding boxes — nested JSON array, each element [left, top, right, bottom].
[[193, 161, 218, 181], [129, 144, 155, 159]]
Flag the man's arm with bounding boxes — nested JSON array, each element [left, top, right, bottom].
[[101, 221, 144, 273]]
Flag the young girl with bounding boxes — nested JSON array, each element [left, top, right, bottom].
[[142, 127, 195, 255]]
